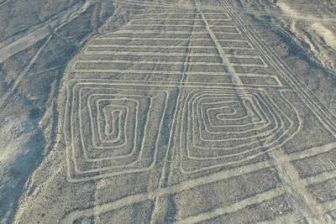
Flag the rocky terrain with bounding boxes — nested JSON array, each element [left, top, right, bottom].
[[0, 0, 335, 223]]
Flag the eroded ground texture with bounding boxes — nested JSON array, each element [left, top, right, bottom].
[[0, 0, 336, 223]]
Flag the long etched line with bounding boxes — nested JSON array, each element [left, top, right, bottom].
[[111, 30, 208, 34], [94, 37, 248, 43], [76, 60, 222, 66], [289, 143, 336, 161], [77, 59, 266, 68], [114, 0, 192, 9], [125, 24, 235, 28], [87, 44, 251, 50], [61, 79, 285, 90], [60, 160, 272, 223], [303, 170, 336, 186], [219, 0, 336, 133], [87, 44, 214, 48], [131, 12, 231, 18], [0, 34, 53, 109], [149, 6, 197, 223], [130, 18, 231, 22], [84, 51, 261, 59], [218, 1, 334, 222], [95, 37, 210, 41], [0, 0, 94, 62], [84, 51, 219, 57], [114, 0, 172, 6], [73, 69, 266, 77], [175, 188, 285, 224], [270, 150, 330, 224], [195, 0, 242, 86]]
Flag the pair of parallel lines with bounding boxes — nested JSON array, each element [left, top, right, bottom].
[[150, 0, 277, 223], [219, 0, 336, 223], [61, 141, 336, 223], [62, 2, 336, 224]]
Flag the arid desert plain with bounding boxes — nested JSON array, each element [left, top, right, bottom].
[[0, 0, 336, 223]]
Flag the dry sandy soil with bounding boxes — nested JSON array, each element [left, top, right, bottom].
[[0, 0, 336, 223]]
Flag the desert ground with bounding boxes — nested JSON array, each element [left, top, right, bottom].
[[0, 0, 336, 223]]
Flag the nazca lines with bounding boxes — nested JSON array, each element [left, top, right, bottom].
[[65, 80, 169, 180], [178, 89, 300, 173], [65, 4, 289, 182], [79, 10, 272, 72], [59, 0, 336, 223], [216, 0, 336, 222]]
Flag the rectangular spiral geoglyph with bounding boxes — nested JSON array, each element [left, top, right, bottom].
[[64, 79, 169, 181], [177, 88, 301, 174]]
